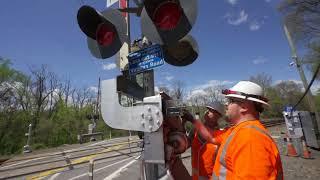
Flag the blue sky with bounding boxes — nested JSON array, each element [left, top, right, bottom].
[[0, 0, 318, 95]]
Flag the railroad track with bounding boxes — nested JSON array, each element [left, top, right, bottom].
[[0, 138, 143, 179], [3, 138, 142, 165], [261, 119, 285, 127], [0, 119, 284, 179]]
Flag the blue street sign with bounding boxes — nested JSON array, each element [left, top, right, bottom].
[[285, 106, 293, 112], [128, 44, 165, 75]]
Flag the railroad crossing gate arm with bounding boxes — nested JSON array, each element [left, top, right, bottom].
[[101, 78, 163, 132]]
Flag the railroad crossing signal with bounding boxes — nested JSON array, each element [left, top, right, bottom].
[[162, 34, 198, 66], [141, 0, 198, 45], [77, 6, 127, 59], [76, 2, 198, 177], [76, 0, 199, 67]]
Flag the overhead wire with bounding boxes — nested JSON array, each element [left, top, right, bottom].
[[293, 61, 320, 110]]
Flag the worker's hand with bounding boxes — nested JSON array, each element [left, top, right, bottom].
[[181, 110, 195, 123]]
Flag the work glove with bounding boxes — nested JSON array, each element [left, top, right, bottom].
[[181, 110, 195, 123]]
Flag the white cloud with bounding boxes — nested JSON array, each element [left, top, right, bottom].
[[165, 76, 174, 81], [189, 89, 207, 97], [88, 86, 98, 93], [312, 83, 320, 94], [249, 21, 261, 31], [187, 80, 235, 100], [225, 10, 248, 26], [253, 56, 268, 65], [154, 86, 159, 93], [227, 0, 238, 5], [194, 80, 235, 90], [249, 17, 267, 31], [102, 63, 116, 70]]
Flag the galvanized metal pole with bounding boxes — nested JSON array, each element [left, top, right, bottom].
[[23, 124, 32, 154], [283, 24, 320, 141], [88, 159, 94, 180], [143, 69, 160, 180], [119, 1, 164, 178], [26, 123, 32, 146]]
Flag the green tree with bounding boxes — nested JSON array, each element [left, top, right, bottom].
[[305, 41, 320, 80], [275, 80, 309, 110], [315, 89, 320, 111], [249, 72, 272, 92], [279, 0, 320, 42], [279, 0, 320, 79], [0, 58, 30, 155]]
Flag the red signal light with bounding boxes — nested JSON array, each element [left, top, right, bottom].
[[96, 23, 116, 46], [153, 2, 182, 30]]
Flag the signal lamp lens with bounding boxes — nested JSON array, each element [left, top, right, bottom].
[[153, 2, 182, 30], [96, 23, 116, 46]]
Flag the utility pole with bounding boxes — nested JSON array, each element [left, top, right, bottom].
[[283, 24, 320, 141]]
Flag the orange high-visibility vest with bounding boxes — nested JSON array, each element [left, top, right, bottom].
[[212, 120, 283, 180], [192, 129, 225, 180]]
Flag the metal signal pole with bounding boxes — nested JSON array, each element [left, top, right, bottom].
[[120, 1, 158, 179], [119, 1, 165, 179]]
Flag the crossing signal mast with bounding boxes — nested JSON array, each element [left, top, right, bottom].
[[76, 0, 198, 179]]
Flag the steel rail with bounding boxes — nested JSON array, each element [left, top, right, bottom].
[[0, 150, 143, 180], [3, 139, 142, 164], [0, 119, 284, 179], [0, 145, 142, 172]]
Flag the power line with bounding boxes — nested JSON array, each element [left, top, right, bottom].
[[293, 62, 320, 110]]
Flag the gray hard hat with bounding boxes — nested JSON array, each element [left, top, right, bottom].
[[206, 101, 224, 115]]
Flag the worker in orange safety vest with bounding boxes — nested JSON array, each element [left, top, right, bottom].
[[172, 81, 283, 180], [184, 102, 226, 180]]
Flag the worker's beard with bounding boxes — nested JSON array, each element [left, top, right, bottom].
[[225, 112, 239, 126], [204, 120, 217, 130]]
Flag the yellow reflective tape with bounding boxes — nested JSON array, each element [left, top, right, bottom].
[[26, 167, 64, 180], [27, 144, 125, 179], [71, 144, 122, 164]]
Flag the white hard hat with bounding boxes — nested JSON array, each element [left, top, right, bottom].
[[206, 101, 225, 115], [222, 81, 269, 106]]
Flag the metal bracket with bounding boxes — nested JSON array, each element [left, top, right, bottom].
[[118, 7, 143, 16], [101, 78, 163, 132]]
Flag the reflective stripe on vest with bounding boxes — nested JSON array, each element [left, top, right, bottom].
[[212, 125, 283, 180]]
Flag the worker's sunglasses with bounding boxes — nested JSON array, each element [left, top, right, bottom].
[[207, 109, 220, 115]]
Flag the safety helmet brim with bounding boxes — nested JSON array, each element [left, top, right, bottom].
[[205, 103, 224, 115], [225, 94, 270, 106], [205, 106, 222, 116]]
